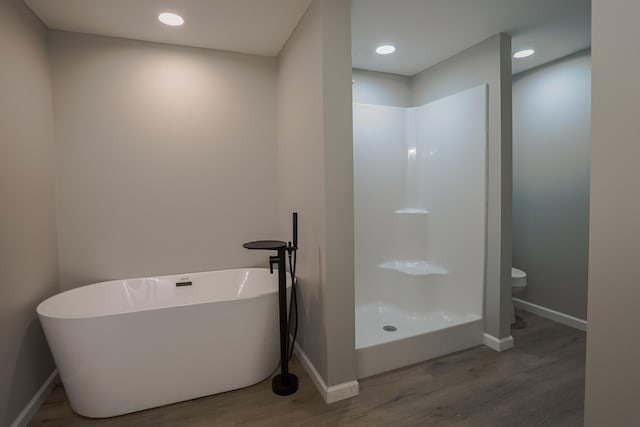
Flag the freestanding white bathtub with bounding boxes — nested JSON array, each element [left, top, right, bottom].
[[37, 268, 285, 418]]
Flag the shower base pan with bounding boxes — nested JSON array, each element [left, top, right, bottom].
[[355, 304, 482, 378]]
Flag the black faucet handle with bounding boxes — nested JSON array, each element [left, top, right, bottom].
[[269, 256, 279, 274]]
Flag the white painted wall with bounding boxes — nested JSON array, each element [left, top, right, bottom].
[[585, 1, 640, 424], [0, 1, 59, 425], [513, 50, 591, 320], [50, 31, 280, 289], [277, 0, 356, 388]]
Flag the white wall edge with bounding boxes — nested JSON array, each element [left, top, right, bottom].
[[293, 342, 359, 404], [9, 369, 58, 427], [513, 297, 587, 331], [482, 333, 514, 351]]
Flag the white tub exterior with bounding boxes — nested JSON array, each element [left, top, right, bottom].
[[37, 268, 285, 418]]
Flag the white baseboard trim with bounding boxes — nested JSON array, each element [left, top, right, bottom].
[[10, 369, 58, 427], [482, 333, 514, 352], [293, 342, 359, 404], [513, 298, 587, 331]]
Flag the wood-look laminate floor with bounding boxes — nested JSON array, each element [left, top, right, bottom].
[[30, 311, 585, 427]]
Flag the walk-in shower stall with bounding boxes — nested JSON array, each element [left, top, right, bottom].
[[354, 85, 488, 378]]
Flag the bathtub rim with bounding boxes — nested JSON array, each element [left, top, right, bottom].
[[37, 267, 291, 321]]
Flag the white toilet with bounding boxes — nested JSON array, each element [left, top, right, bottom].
[[511, 267, 528, 326], [511, 267, 527, 294]]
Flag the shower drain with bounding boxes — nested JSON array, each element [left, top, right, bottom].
[[382, 325, 397, 332]]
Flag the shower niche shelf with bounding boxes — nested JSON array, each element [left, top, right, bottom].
[[378, 260, 447, 276], [395, 209, 429, 215]]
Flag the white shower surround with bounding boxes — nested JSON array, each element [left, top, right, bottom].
[[354, 85, 488, 378]]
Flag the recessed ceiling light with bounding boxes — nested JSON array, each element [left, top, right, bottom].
[[158, 12, 184, 26], [376, 45, 396, 55], [513, 49, 535, 59]]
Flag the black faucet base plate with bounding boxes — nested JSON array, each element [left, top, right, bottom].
[[272, 373, 298, 396]]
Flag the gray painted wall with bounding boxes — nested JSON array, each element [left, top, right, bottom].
[[320, 0, 356, 387], [0, 1, 59, 425], [50, 31, 280, 289], [411, 34, 513, 340], [585, 0, 640, 424], [352, 69, 411, 107], [278, 0, 356, 387], [513, 50, 591, 320], [278, 0, 328, 383]]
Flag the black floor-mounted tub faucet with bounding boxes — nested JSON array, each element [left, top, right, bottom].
[[243, 213, 298, 396]]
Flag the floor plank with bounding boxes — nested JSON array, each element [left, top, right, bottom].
[[29, 311, 585, 426]]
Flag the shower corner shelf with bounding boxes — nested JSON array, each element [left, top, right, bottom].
[[395, 209, 429, 215], [378, 260, 447, 276]]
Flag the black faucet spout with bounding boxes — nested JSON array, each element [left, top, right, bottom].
[[269, 255, 279, 274]]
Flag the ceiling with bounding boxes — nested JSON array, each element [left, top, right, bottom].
[[352, 0, 591, 76], [24, 0, 312, 57], [24, 0, 590, 76]]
